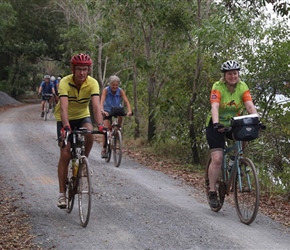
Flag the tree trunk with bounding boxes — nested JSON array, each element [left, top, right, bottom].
[[141, 23, 155, 142], [187, 0, 203, 164], [147, 73, 156, 142], [132, 62, 140, 139]]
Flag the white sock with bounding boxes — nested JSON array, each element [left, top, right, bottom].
[[59, 193, 65, 198]]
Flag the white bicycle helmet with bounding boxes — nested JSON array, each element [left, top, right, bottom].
[[221, 60, 240, 72], [50, 76, 56, 82], [44, 75, 50, 79]]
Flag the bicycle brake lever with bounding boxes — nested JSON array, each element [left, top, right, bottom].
[[62, 131, 70, 148]]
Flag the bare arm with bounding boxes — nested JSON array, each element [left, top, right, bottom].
[[60, 97, 70, 128], [91, 95, 103, 125], [38, 86, 43, 95], [211, 102, 220, 123], [244, 100, 258, 115], [100, 88, 107, 112], [120, 89, 132, 115]]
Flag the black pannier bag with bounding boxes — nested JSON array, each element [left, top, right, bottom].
[[110, 107, 125, 117], [231, 114, 260, 141]]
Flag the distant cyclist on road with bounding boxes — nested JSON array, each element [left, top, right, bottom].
[[54, 53, 104, 209], [100, 75, 132, 158], [38, 75, 55, 118], [50, 75, 59, 104]]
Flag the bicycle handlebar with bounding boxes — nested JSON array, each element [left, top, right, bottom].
[[103, 111, 134, 117], [222, 122, 266, 134], [62, 128, 107, 148]]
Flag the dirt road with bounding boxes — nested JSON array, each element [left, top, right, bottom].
[[0, 104, 289, 250]]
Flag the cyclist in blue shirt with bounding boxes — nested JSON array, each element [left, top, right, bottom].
[[100, 75, 132, 158], [50, 75, 59, 104], [38, 75, 55, 117]]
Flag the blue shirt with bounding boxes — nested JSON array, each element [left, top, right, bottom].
[[53, 80, 59, 94], [40, 81, 54, 94], [104, 86, 122, 112]]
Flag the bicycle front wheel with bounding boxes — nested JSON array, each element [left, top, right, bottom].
[[233, 157, 260, 225], [66, 178, 75, 213], [44, 100, 49, 121], [77, 157, 92, 227], [105, 143, 112, 163], [113, 130, 122, 167], [49, 102, 54, 119], [205, 156, 226, 212]]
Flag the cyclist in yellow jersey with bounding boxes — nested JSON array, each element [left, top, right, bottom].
[[206, 60, 258, 209], [54, 53, 104, 209]]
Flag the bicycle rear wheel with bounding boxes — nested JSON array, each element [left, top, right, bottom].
[[44, 100, 49, 121], [205, 156, 226, 212], [78, 157, 92, 227], [233, 157, 260, 225], [113, 130, 122, 167]]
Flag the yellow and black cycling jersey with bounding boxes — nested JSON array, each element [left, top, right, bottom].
[[54, 74, 100, 121]]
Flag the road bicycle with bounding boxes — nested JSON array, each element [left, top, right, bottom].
[[42, 93, 53, 121], [63, 127, 105, 227], [49, 96, 57, 119], [205, 114, 266, 225], [103, 109, 132, 168]]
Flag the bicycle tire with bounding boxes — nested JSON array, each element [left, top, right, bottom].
[[66, 159, 78, 213], [49, 104, 54, 119], [113, 130, 122, 167], [233, 157, 260, 225], [105, 131, 111, 163], [105, 144, 111, 163], [66, 177, 75, 213], [44, 100, 48, 121], [205, 156, 225, 212], [78, 157, 92, 227]]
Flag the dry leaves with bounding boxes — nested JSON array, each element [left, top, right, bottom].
[[0, 176, 41, 250]]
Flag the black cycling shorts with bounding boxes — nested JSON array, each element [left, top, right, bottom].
[[206, 124, 233, 150], [56, 117, 92, 143]]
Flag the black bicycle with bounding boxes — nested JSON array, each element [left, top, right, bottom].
[[63, 127, 105, 227], [205, 114, 266, 225], [42, 93, 53, 121], [103, 108, 132, 167]]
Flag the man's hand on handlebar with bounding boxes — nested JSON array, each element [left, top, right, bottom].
[[61, 125, 71, 148]]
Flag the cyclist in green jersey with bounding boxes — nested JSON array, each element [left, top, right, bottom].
[[206, 60, 258, 209]]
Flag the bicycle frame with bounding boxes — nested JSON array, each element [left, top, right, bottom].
[[205, 118, 264, 224], [63, 127, 105, 227], [222, 140, 243, 195]]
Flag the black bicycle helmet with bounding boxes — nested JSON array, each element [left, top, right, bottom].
[[221, 60, 240, 72]]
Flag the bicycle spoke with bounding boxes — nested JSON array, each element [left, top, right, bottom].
[[234, 157, 260, 225], [113, 130, 122, 167], [78, 157, 91, 227]]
